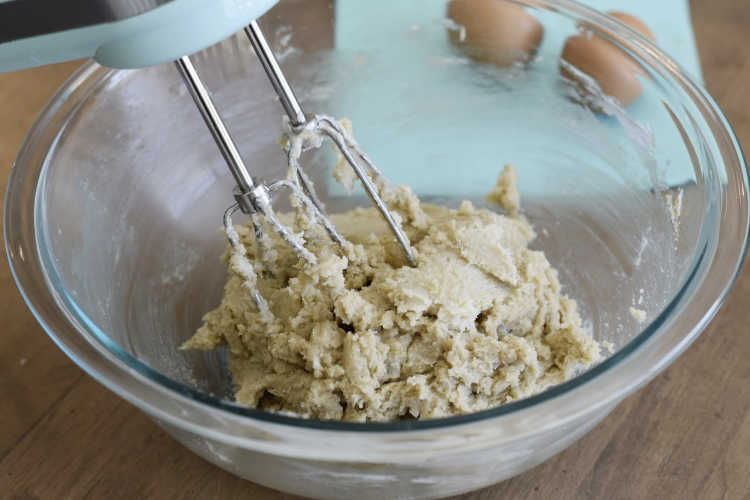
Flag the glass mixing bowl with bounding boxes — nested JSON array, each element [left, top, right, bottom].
[[4, 1, 749, 498]]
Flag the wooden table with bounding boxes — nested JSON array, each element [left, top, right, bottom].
[[1, 2, 748, 498]]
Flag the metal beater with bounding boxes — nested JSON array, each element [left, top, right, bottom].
[[175, 21, 416, 313]]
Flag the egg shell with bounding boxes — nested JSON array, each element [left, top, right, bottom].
[[560, 35, 644, 106], [447, 0, 544, 67], [561, 11, 654, 107], [607, 11, 656, 41]]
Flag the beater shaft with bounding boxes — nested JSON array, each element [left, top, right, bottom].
[[175, 56, 257, 197], [245, 21, 306, 128]]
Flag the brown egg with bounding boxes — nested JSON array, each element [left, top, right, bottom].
[[607, 11, 655, 41], [560, 11, 654, 107], [446, 0, 544, 67]]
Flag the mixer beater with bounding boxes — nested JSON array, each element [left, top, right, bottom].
[[175, 21, 417, 314]]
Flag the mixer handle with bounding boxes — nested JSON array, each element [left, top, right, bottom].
[[0, 0, 280, 72]]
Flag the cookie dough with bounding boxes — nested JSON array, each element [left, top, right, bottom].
[[184, 165, 602, 422]]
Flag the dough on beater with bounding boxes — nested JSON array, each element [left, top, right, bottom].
[[184, 165, 602, 422]]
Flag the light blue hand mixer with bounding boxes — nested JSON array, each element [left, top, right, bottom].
[[0, 0, 416, 289]]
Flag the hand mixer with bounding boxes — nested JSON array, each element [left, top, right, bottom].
[[1, 0, 417, 310]]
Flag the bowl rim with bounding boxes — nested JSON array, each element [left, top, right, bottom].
[[5, 0, 749, 442]]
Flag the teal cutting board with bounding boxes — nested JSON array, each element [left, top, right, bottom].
[[329, 1, 701, 197]]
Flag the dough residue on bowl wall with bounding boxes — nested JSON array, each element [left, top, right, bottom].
[[183, 165, 603, 422]]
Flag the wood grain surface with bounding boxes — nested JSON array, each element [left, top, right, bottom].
[[1, 1, 749, 498]]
